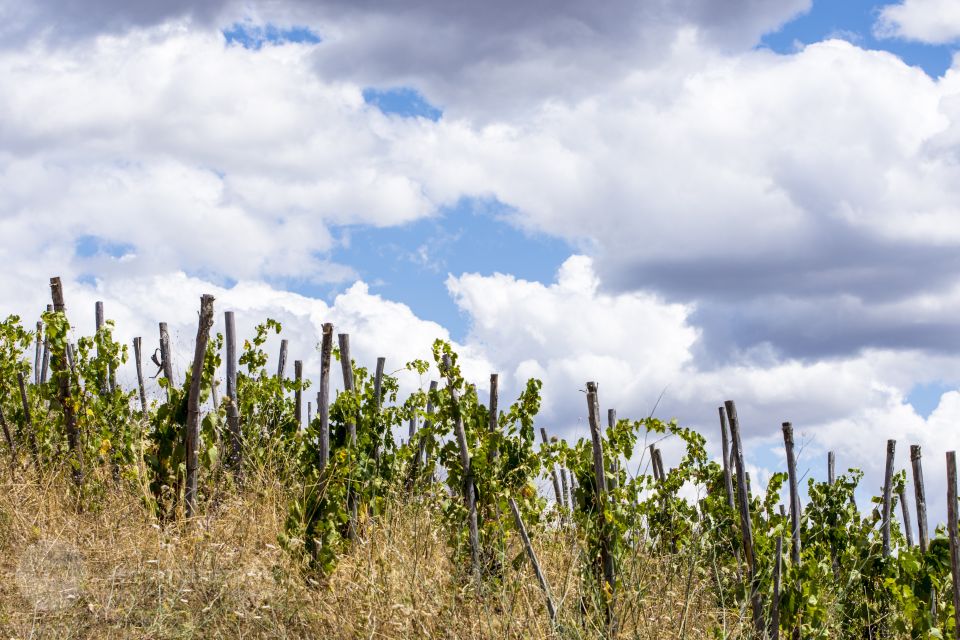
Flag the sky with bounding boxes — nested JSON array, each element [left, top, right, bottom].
[[3, 0, 960, 516]]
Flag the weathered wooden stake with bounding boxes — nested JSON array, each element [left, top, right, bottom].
[[307, 401, 312, 426], [95, 300, 114, 394], [276, 338, 288, 379], [294, 359, 303, 427], [608, 409, 619, 491], [445, 355, 480, 576], [0, 405, 13, 455], [16, 372, 36, 459], [561, 466, 570, 513], [34, 321, 42, 385], [184, 294, 215, 519], [50, 279, 80, 484], [158, 322, 175, 398], [828, 451, 836, 485], [133, 337, 148, 417], [947, 451, 960, 640], [587, 381, 616, 619], [653, 447, 666, 484], [488, 373, 499, 461], [771, 533, 783, 640], [414, 380, 438, 481], [898, 485, 914, 548], [882, 439, 896, 558], [338, 333, 358, 537], [725, 400, 764, 637], [720, 406, 736, 512], [318, 323, 333, 470], [540, 427, 563, 505], [509, 497, 557, 624], [224, 312, 241, 470], [782, 424, 802, 567], [912, 445, 929, 552], [40, 306, 52, 385]]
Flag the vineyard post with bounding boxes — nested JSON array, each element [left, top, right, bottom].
[[276, 338, 288, 380], [828, 451, 836, 485], [607, 409, 619, 491], [34, 321, 41, 385], [540, 427, 563, 505], [561, 467, 570, 514], [720, 406, 737, 512], [882, 440, 896, 558], [947, 450, 960, 640], [898, 484, 914, 547], [652, 447, 666, 485], [771, 533, 783, 640], [210, 378, 219, 412], [338, 333, 358, 538], [443, 354, 480, 577], [408, 415, 417, 441], [912, 445, 929, 552], [49, 279, 81, 484], [488, 373, 499, 461], [649, 444, 661, 482], [184, 294, 215, 519], [725, 400, 765, 638], [224, 311, 241, 470], [318, 323, 332, 470], [95, 300, 114, 394], [508, 497, 557, 625], [158, 322, 175, 399], [373, 356, 385, 465], [66, 342, 76, 374], [133, 337, 148, 417], [782, 423, 802, 640], [40, 306, 51, 384], [414, 380, 438, 483], [294, 360, 303, 428], [307, 401, 312, 426], [586, 381, 616, 624]]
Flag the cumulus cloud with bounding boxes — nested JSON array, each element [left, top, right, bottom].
[[876, 0, 960, 44]]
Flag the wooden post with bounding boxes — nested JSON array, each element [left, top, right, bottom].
[[210, 379, 219, 412], [607, 409, 619, 491], [307, 401, 312, 426], [649, 444, 662, 482], [49, 279, 80, 484], [724, 400, 764, 637], [415, 380, 439, 481], [489, 373, 499, 461], [95, 300, 114, 394], [882, 439, 896, 558], [828, 451, 836, 485], [408, 415, 417, 440], [653, 447, 666, 484], [158, 322, 175, 397], [338, 333, 357, 537], [912, 445, 929, 553], [318, 323, 333, 470], [947, 451, 960, 640], [276, 338, 288, 379], [586, 381, 616, 613], [16, 372, 37, 460], [771, 533, 783, 640], [561, 467, 570, 512], [65, 342, 75, 375], [133, 337, 148, 417], [294, 360, 303, 428], [509, 497, 557, 624], [224, 312, 241, 470], [782, 424, 802, 568], [899, 485, 914, 547], [720, 406, 736, 511], [184, 294, 215, 519], [40, 306, 52, 385], [34, 321, 42, 385], [373, 356, 385, 464], [444, 355, 480, 576]]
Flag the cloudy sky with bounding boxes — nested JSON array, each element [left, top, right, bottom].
[[3, 0, 960, 514]]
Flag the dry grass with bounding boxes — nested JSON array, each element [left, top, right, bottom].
[[0, 466, 742, 639]]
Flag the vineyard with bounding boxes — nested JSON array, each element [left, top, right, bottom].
[[2, 277, 960, 639]]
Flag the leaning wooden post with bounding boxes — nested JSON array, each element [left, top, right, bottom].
[[224, 312, 241, 470], [771, 533, 783, 640], [720, 406, 737, 511], [444, 355, 480, 576], [882, 439, 896, 558], [725, 400, 764, 638], [947, 451, 960, 640], [509, 497, 557, 624], [586, 381, 616, 619], [276, 338, 288, 379], [488, 373, 499, 461], [184, 294, 215, 519], [40, 306, 52, 385], [49, 279, 81, 485], [158, 322, 175, 398], [294, 360, 303, 428], [912, 446, 929, 552], [898, 484, 914, 547], [34, 321, 42, 385], [133, 337, 148, 417], [649, 444, 662, 482], [338, 333, 358, 538], [318, 323, 333, 470], [16, 371, 37, 461], [652, 447, 667, 484]]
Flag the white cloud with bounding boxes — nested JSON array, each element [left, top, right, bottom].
[[876, 0, 960, 44]]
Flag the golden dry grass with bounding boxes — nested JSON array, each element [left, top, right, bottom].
[[0, 466, 743, 639]]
